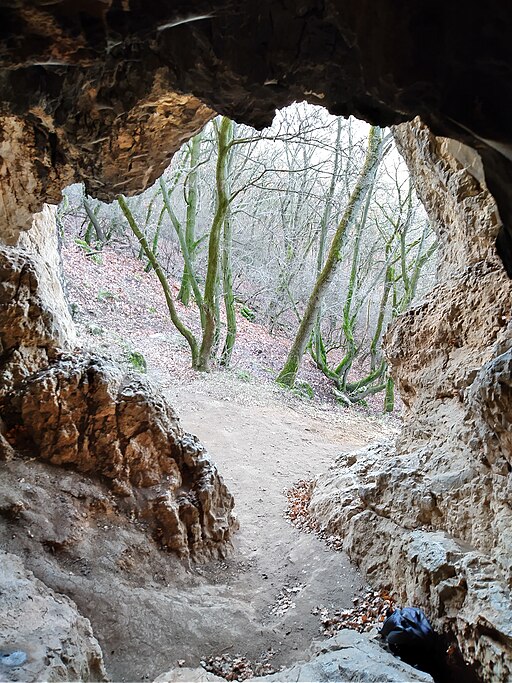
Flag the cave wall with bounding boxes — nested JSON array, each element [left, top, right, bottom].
[[0, 549, 108, 681], [310, 119, 512, 682], [0, 205, 75, 400], [391, 120, 512, 569]]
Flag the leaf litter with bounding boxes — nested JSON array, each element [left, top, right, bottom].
[[284, 479, 397, 637]]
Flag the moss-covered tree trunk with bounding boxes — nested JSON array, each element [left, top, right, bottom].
[[277, 126, 384, 387], [197, 116, 234, 371], [221, 212, 236, 366], [117, 195, 199, 367], [159, 176, 206, 330], [83, 198, 103, 245], [313, 117, 344, 364]]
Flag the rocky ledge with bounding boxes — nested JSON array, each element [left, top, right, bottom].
[[310, 442, 512, 683]]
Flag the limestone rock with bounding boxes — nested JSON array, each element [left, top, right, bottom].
[[310, 443, 512, 682], [0, 549, 108, 682], [0, 205, 236, 562], [310, 119, 512, 682], [0, 205, 75, 397], [155, 630, 433, 682], [17, 204, 77, 347], [1, 353, 237, 561]]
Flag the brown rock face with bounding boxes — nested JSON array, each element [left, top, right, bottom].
[[390, 120, 512, 569], [0, 219, 237, 562], [2, 352, 237, 561], [310, 120, 512, 682], [1, 3, 512, 271]]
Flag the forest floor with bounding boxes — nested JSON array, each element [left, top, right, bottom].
[[56, 241, 401, 680], [62, 241, 395, 413]]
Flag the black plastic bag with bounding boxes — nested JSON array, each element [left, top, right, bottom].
[[381, 607, 436, 672]]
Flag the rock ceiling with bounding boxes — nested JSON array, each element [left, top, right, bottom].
[[1, 1, 512, 271]]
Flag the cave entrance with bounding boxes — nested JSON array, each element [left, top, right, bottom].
[[58, 103, 436, 410], [1, 4, 511, 679], [40, 103, 439, 680]]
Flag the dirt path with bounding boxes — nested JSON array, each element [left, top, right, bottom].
[[156, 381, 396, 677], [49, 244, 401, 679], [0, 375, 396, 681]]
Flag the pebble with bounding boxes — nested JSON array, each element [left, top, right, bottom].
[[2, 651, 27, 667]]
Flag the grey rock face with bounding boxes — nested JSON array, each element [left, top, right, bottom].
[[310, 120, 512, 682], [0, 549, 108, 682], [155, 630, 433, 682], [0, 206, 76, 398]]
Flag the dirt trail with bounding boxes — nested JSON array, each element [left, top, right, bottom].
[[20, 244, 400, 680], [156, 381, 396, 677]]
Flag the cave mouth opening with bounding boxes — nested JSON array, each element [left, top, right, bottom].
[[56, 102, 436, 415], [0, 102, 450, 682], [1, 3, 512, 678]]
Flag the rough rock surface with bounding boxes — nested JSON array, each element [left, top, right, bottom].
[[310, 120, 512, 682], [1, 4, 512, 270], [0, 205, 75, 398], [0, 454, 246, 681], [0, 549, 108, 682], [1, 353, 237, 561], [155, 630, 433, 682]]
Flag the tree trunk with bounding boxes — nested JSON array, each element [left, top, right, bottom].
[[159, 176, 206, 329], [117, 195, 199, 368], [384, 376, 395, 412], [221, 212, 237, 367], [179, 132, 202, 305], [334, 185, 373, 386], [197, 117, 233, 371], [313, 118, 344, 365], [83, 199, 104, 244]]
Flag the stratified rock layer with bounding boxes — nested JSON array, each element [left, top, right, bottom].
[[0, 549, 108, 682], [310, 119, 512, 682]]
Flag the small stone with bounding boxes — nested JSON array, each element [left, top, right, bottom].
[[2, 651, 27, 667]]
